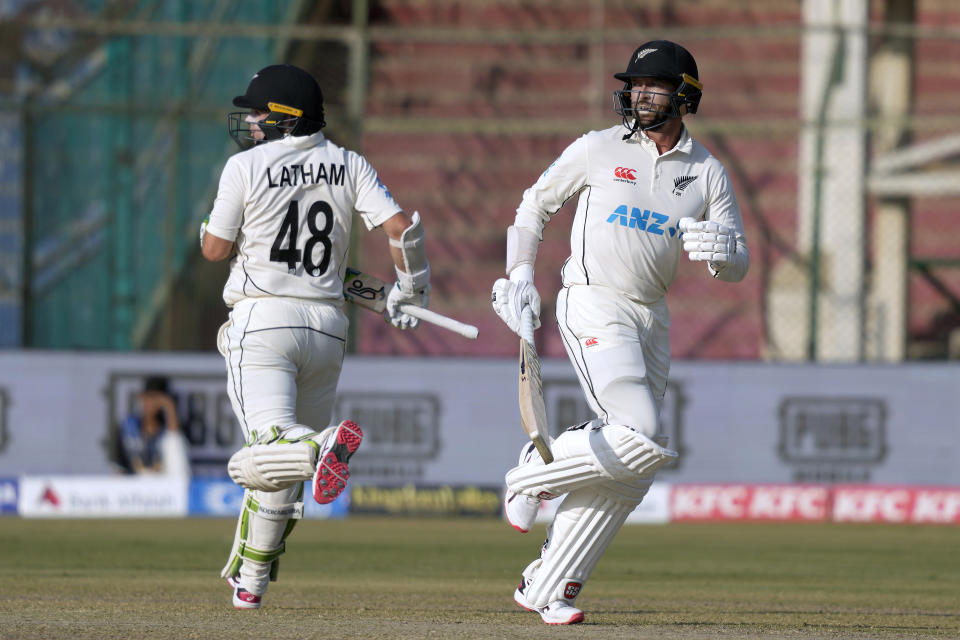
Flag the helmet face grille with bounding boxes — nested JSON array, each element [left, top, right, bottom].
[[611, 41, 702, 133]]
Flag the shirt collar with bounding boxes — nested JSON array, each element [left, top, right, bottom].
[[636, 125, 693, 156], [279, 131, 326, 149]]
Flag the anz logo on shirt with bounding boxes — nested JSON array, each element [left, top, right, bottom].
[[605, 205, 680, 237]]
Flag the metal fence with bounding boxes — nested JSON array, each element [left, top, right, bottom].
[[1, 0, 958, 361]]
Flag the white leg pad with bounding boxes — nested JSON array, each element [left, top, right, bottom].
[[228, 424, 334, 491], [220, 483, 304, 596], [505, 423, 676, 499], [522, 483, 647, 610]]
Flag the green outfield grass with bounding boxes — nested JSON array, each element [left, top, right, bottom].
[[0, 516, 958, 639]]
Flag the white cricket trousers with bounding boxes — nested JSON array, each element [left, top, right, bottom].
[[555, 284, 671, 438], [218, 297, 348, 440]]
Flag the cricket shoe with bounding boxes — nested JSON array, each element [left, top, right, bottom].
[[514, 577, 584, 625], [227, 576, 262, 610], [313, 420, 363, 504], [504, 441, 548, 532], [539, 601, 585, 625], [514, 575, 537, 612], [504, 490, 541, 533]]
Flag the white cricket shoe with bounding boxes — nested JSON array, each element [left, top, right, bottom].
[[504, 490, 540, 533], [227, 576, 262, 610], [539, 601, 585, 625], [504, 441, 545, 532], [514, 574, 584, 625]]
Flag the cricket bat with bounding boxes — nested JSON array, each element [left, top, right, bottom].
[[518, 305, 553, 464], [343, 267, 479, 339]]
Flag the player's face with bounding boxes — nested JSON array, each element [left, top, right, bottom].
[[245, 110, 269, 140], [628, 77, 676, 123]]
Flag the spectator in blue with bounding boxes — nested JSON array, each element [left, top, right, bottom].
[[121, 375, 182, 474]]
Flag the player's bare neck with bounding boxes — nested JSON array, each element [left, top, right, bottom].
[[645, 119, 683, 155]]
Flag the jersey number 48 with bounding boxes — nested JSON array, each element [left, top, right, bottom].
[[270, 198, 334, 276]]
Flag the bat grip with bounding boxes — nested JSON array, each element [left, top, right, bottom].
[[399, 304, 479, 339], [520, 305, 536, 344]]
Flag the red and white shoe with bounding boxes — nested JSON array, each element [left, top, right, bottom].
[[313, 420, 363, 504], [514, 575, 584, 625], [227, 576, 262, 610], [539, 601, 585, 625], [504, 491, 541, 533]]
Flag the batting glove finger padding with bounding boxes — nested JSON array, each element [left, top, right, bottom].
[[492, 278, 541, 336], [679, 217, 737, 264], [385, 282, 431, 330]]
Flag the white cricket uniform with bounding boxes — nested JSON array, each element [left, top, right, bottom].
[[505, 124, 751, 612], [514, 125, 749, 434], [205, 131, 401, 438]]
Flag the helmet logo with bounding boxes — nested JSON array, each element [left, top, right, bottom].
[[635, 48, 658, 62], [267, 102, 304, 118]]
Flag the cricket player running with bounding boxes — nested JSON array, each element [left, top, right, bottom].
[[201, 64, 431, 609], [491, 41, 749, 625]]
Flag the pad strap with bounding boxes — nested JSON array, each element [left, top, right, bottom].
[[221, 485, 304, 588], [506, 424, 676, 499], [228, 425, 322, 491], [523, 489, 637, 609]]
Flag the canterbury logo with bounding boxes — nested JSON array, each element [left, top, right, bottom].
[[672, 175, 698, 196], [635, 48, 657, 61], [614, 166, 637, 181], [584, 337, 599, 347]]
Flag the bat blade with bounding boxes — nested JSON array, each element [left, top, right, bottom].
[[518, 334, 554, 464], [343, 267, 388, 313]]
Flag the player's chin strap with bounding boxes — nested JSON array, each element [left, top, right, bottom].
[[390, 211, 430, 293], [621, 114, 671, 140]]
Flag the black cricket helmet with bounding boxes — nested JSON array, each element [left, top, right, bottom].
[[612, 40, 703, 133], [228, 64, 326, 149]]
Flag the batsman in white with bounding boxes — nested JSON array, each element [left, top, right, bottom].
[[200, 64, 431, 610], [491, 40, 749, 625]]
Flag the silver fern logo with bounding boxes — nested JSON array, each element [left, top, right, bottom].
[[635, 48, 658, 61], [672, 175, 698, 196]]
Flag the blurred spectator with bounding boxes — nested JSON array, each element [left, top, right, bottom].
[[120, 375, 191, 478]]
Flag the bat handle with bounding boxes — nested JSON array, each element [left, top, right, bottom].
[[399, 304, 479, 339], [520, 305, 536, 344]]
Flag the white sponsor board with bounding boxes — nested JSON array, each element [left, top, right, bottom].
[[19, 475, 188, 518], [0, 352, 958, 487]]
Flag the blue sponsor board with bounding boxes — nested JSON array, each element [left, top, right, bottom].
[[188, 478, 348, 519], [0, 477, 18, 514]]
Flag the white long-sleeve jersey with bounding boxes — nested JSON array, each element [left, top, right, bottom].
[[515, 125, 749, 303], [205, 131, 401, 307]]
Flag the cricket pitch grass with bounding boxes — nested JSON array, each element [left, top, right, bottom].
[[0, 516, 958, 639]]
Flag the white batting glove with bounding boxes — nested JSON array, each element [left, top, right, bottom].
[[491, 278, 541, 337], [679, 217, 737, 271], [385, 281, 430, 330]]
